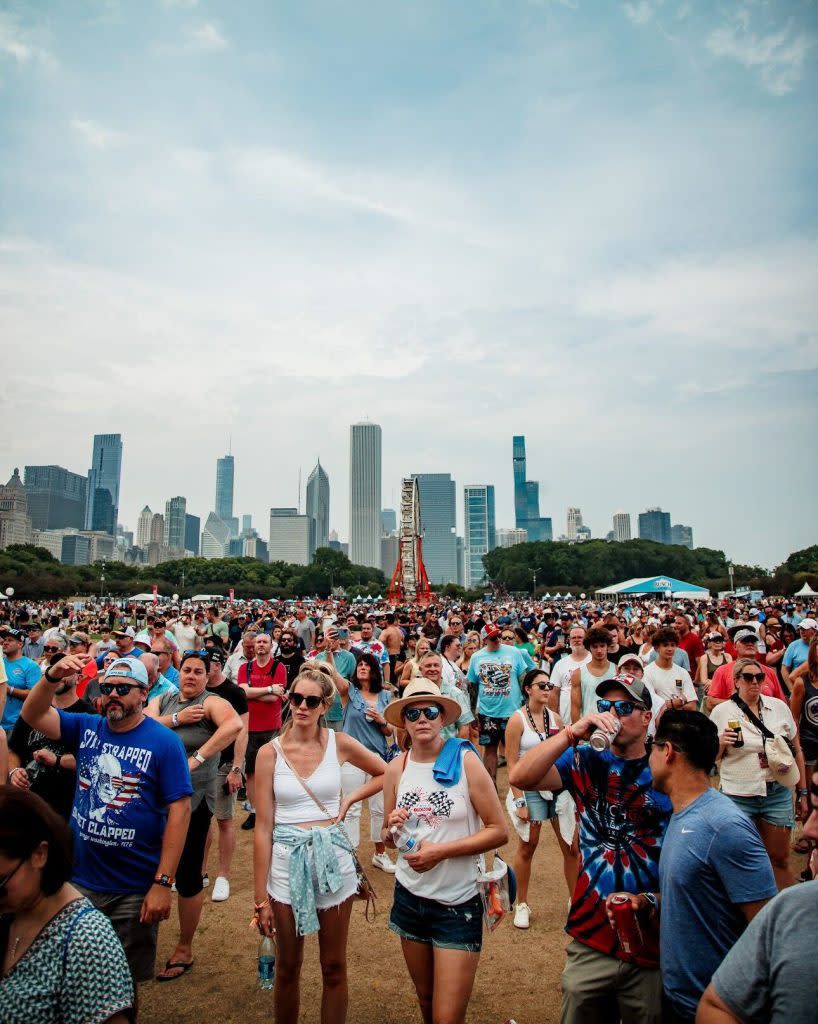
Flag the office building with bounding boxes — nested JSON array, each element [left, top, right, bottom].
[[185, 514, 200, 556], [612, 511, 632, 542], [328, 531, 349, 557], [671, 524, 694, 549], [497, 528, 528, 548], [163, 496, 186, 550], [381, 508, 397, 535], [412, 473, 457, 585], [269, 508, 310, 566], [639, 507, 672, 545], [306, 460, 330, 559], [241, 514, 252, 533], [24, 466, 87, 531], [136, 506, 153, 548], [215, 454, 234, 522], [201, 512, 230, 559], [456, 536, 465, 587], [567, 507, 583, 541], [85, 434, 122, 534], [61, 534, 91, 566], [381, 533, 400, 577], [512, 436, 550, 542], [0, 469, 32, 549], [242, 530, 268, 562], [464, 485, 496, 588], [576, 525, 592, 542], [150, 513, 164, 545], [349, 423, 381, 568]]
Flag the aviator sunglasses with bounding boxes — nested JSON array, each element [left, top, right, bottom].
[[403, 705, 441, 723]]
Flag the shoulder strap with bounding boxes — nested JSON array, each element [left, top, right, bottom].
[[272, 738, 335, 820], [730, 693, 774, 740]]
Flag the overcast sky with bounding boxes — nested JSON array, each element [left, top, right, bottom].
[[1, 0, 816, 570]]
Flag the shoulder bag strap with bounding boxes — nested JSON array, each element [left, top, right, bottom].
[[730, 693, 774, 740], [272, 738, 335, 819]]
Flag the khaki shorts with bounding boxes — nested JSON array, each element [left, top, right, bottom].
[[210, 764, 236, 821]]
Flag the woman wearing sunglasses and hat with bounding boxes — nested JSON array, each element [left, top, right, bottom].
[[381, 678, 507, 1024], [253, 666, 388, 1024]]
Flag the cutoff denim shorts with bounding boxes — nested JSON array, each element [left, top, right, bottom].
[[388, 880, 482, 952], [725, 781, 795, 828], [524, 790, 558, 821]]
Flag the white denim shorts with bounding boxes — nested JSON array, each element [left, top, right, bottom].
[[268, 838, 358, 909]]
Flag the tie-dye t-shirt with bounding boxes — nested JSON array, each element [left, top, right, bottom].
[[555, 744, 672, 967]]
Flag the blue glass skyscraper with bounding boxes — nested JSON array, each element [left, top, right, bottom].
[[215, 455, 234, 523], [85, 433, 122, 534], [412, 473, 457, 585], [464, 485, 496, 587], [512, 436, 551, 542]]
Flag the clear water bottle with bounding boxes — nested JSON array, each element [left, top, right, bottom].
[[390, 814, 433, 855], [257, 934, 276, 990]]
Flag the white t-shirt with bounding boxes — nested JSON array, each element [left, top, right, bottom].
[[551, 654, 591, 724], [643, 661, 697, 703], [172, 623, 198, 652]]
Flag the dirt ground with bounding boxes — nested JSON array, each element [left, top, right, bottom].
[[140, 769, 809, 1024]]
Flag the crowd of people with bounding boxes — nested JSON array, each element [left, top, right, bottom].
[[1, 589, 817, 1023]]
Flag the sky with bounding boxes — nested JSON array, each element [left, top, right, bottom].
[[1, 0, 816, 570]]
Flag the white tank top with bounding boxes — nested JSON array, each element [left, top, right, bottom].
[[273, 730, 341, 824], [516, 706, 558, 754], [394, 751, 480, 905]]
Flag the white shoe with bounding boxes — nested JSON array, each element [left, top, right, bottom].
[[514, 902, 530, 929], [201, 873, 210, 888], [371, 852, 397, 873], [212, 876, 230, 902]]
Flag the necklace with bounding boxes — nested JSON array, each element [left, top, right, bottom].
[[525, 704, 550, 742]]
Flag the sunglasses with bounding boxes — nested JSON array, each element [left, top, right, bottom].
[[532, 682, 554, 691], [289, 692, 323, 709], [501, 635, 516, 641], [403, 705, 441, 723], [645, 738, 669, 755], [42, 645, 61, 652], [739, 672, 765, 683], [183, 649, 210, 657], [0, 859, 25, 899], [99, 682, 142, 696], [596, 699, 643, 717]]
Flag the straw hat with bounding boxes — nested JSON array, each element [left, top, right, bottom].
[[384, 678, 462, 728]]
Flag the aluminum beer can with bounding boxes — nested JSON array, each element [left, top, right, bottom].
[[609, 894, 643, 957], [589, 718, 621, 751], [727, 719, 743, 748]]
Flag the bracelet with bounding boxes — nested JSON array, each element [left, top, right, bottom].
[[565, 725, 577, 745], [171, 712, 179, 728], [43, 668, 60, 684], [8, 767, 26, 781], [798, 788, 809, 796], [230, 765, 243, 774]]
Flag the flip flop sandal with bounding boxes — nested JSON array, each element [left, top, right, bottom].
[[156, 960, 194, 982], [793, 837, 812, 855]]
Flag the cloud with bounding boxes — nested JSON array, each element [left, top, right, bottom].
[[706, 21, 814, 96], [161, 0, 199, 7], [0, 11, 55, 67], [622, 1, 660, 26], [183, 21, 228, 52], [71, 118, 128, 150]]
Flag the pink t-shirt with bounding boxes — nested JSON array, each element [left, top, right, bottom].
[[708, 662, 785, 702]]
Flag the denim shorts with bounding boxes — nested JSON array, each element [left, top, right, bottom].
[[525, 790, 557, 821], [388, 881, 482, 952], [725, 781, 795, 828]]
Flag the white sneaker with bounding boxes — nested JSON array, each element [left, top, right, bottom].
[[371, 852, 396, 873], [212, 876, 230, 902], [201, 873, 210, 888], [514, 902, 530, 929]]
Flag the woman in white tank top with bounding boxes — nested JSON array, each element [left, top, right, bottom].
[[253, 666, 388, 1024], [504, 669, 579, 930], [380, 678, 507, 1024]]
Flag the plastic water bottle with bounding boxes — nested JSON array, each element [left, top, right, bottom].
[[257, 934, 276, 990], [390, 814, 433, 855]]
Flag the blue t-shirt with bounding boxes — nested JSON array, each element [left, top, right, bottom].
[[782, 638, 809, 671], [555, 744, 672, 967], [467, 645, 529, 719], [1, 655, 42, 731], [148, 675, 178, 701], [58, 712, 192, 894], [163, 665, 180, 686], [341, 687, 391, 756], [659, 788, 777, 1020]]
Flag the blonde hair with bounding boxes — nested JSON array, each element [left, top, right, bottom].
[[732, 657, 761, 687], [280, 665, 337, 735]]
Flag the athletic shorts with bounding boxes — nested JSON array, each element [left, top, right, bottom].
[[246, 729, 278, 774], [388, 880, 482, 952], [724, 781, 795, 828], [75, 886, 158, 984], [478, 714, 509, 747]]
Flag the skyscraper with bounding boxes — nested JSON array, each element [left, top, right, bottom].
[[215, 455, 234, 523], [612, 512, 631, 542], [349, 423, 381, 568], [184, 514, 200, 556], [670, 524, 693, 549], [0, 469, 32, 549], [305, 460, 330, 559], [136, 506, 153, 548], [464, 485, 496, 588], [412, 473, 458, 585], [201, 512, 230, 558], [269, 508, 310, 565], [163, 496, 187, 550], [567, 507, 583, 541], [24, 466, 87, 531], [381, 509, 397, 535], [150, 513, 165, 544], [512, 436, 550, 542], [638, 507, 672, 545], [85, 433, 122, 534]]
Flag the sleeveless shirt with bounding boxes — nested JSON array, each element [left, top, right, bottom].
[[273, 730, 342, 823]]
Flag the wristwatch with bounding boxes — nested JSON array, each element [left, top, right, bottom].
[[229, 765, 243, 774], [267, 684, 274, 695], [55, 753, 62, 771], [514, 796, 527, 808], [642, 892, 659, 913], [153, 874, 174, 888], [171, 712, 179, 728], [192, 750, 206, 765]]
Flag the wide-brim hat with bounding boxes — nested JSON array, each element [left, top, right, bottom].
[[384, 679, 462, 728]]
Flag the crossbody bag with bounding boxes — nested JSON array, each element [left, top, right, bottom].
[[729, 693, 797, 786], [272, 739, 377, 920]]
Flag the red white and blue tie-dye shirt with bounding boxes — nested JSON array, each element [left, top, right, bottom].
[[555, 744, 672, 967]]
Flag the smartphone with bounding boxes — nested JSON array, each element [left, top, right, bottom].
[[337, 627, 349, 640]]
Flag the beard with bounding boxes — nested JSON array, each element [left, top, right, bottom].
[[105, 703, 137, 723]]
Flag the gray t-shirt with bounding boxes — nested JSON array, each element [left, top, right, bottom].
[[711, 880, 818, 1023]]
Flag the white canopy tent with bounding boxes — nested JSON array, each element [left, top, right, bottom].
[[795, 582, 818, 597]]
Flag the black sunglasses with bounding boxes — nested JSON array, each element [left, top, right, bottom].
[[645, 737, 668, 755], [0, 859, 25, 899], [596, 699, 643, 717], [532, 682, 554, 691], [289, 692, 323, 709], [99, 682, 142, 696], [403, 705, 441, 723], [739, 671, 765, 683], [42, 645, 61, 652]]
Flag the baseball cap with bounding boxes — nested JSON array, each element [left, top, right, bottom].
[[732, 628, 759, 645], [617, 653, 643, 670], [483, 624, 501, 641], [596, 672, 650, 706], [208, 648, 225, 665], [104, 657, 149, 688], [133, 631, 153, 648], [112, 626, 136, 638], [799, 618, 818, 630], [68, 631, 90, 646], [3, 628, 26, 641]]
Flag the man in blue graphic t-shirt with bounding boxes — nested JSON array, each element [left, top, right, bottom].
[[509, 672, 671, 1024], [20, 653, 192, 985]]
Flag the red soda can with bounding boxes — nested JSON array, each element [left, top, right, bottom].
[[609, 895, 643, 956]]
